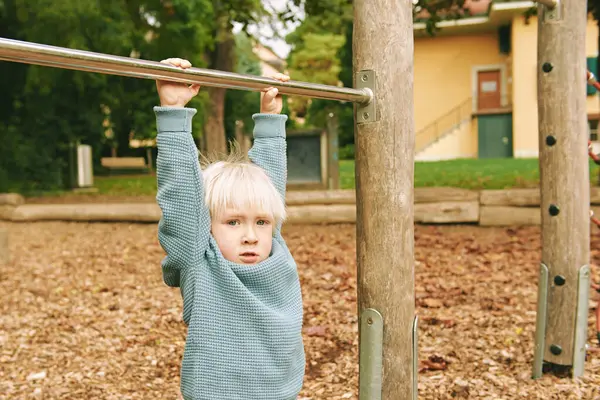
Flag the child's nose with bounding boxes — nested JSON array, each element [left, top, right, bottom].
[[243, 226, 258, 243]]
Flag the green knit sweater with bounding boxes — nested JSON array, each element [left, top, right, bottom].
[[154, 107, 305, 400]]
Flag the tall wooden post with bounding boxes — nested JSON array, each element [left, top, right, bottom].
[[354, 1, 416, 399], [534, 0, 590, 377], [0, 229, 8, 265], [326, 112, 340, 190]]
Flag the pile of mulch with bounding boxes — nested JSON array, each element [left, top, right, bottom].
[[0, 221, 599, 399]]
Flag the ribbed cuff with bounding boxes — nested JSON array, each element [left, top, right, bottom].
[[154, 107, 197, 133], [252, 113, 288, 138]]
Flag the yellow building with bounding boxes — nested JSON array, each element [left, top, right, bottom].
[[414, 0, 600, 161]]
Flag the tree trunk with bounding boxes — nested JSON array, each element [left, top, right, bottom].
[[115, 113, 133, 157], [234, 120, 250, 154], [203, 16, 234, 155], [354, 1, 416, 399], [535, 0, 589, 374]]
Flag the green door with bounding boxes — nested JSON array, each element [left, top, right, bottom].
[[478, 113, 513, 158]]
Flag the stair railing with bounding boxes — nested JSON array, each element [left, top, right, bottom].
[[415, 97, 473, 152]]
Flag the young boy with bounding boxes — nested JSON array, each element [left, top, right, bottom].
[[154, 58, 305, 400]]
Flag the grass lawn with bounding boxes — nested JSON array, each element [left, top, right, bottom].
[[26, 158, 600, 199], [93, 174, 158, 196], [341, 158, 600, 190]]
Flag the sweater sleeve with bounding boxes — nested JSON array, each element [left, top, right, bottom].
[[247, 113, 288, 202], [154, 106, 210, 287]]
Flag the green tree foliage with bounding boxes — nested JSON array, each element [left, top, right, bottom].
[[0, 0, 266, 193], [282, 1, 352, 156], [286, 32, 344, 120], [101, 0, 213, 156], [288, 34, 344, 86], [331, 18, 354, 157], [201, 0, 267, 154], [0, 0, 132, 192], [283, 0, 352, 48], [224, 32, 262, 144]]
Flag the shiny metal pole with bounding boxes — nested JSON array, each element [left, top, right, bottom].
[[0, 37, 373, 105], [535, 0, 558, 9]]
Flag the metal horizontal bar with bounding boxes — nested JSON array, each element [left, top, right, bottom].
[[534, 0, 558, 8], [0, 37, 373, 105]]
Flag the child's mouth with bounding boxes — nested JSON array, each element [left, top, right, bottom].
[[240, 252, 259, 263]]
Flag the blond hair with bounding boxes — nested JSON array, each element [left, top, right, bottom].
[[200, 142, 286, 223]]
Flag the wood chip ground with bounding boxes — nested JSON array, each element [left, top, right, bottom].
[[1, 221, 599, 399]]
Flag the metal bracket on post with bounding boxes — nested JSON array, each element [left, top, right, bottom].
[[533, 263, 591, 379], [533, 263, 549, 379], [573, 264, 590, 377], [355, 70, 377, 124], [412, 315, 419, 400], [541, 0, 562, 23], [359, 308, 383, 400]]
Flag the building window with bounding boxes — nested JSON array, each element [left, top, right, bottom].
[[589, 119, 599, 142]]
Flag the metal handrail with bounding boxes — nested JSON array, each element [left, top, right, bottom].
[[0, 37, 373, 105], [415, 97, 473, 152]]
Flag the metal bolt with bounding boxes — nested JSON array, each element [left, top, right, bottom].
[[549, 204, 560, 216], [554, 275, 566, 286], [542, 62, 553, 73], [361, 74, 368, 82], [367, 317, 373, 325], [363, 112, 370, 120], [545, 135, 556, 146], [550, 344, 562, 355]]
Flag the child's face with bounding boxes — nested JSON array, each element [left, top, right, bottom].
[[211, 208, 274, 265]]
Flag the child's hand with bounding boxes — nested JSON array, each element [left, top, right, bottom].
[[260, 73, 290, 114], [155, 58, 201, 108]]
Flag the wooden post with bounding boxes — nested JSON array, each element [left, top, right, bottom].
[[354, 1, 415, 399], [0, 229, 8, 265], [535, 0, 589, 372], [326, 112, 340, 190], [146, 147, 153, 172]]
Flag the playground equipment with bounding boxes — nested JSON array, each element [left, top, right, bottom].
[[532, 0, 594, 379], [0, 0, 597, 396], [0, 1, 416, 398]]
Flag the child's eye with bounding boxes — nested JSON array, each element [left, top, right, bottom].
[[227, 220, 239, 226], [257, 220, 270, 226]]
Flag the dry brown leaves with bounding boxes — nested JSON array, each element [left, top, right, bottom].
[[0, 221, 599, 399]]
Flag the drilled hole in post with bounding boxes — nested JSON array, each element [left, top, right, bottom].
[[542, 62, 554, 73]]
